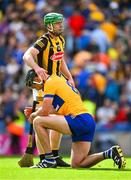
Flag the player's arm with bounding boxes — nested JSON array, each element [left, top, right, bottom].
[[29, 97, 54, 122], [23, 47, 40, 70], [60, 59, 75, 87], [29, 97, 57, 123], [23, 37, 48, 80], [29, 78, 57, 122]]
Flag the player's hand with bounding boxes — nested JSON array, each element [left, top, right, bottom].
[[35, 67, 48, 81], [68, 77, 75, 87], [24, 107, 32, 119], [29, 112, 36, 123]]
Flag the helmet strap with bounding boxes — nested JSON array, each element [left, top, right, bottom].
[[47, 23, 63, 36], [47, 24, 54, 32]]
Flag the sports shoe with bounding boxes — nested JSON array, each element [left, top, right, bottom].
[[111, 145, 126, 169], [55, 156, 70, 167], [30, 159, 57, 168]]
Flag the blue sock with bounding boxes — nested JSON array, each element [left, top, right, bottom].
[[103, 148, 112, 159], [45, 152, 55, 162]]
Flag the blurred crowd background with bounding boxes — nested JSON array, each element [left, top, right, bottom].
[[0, 0, 131, 155]]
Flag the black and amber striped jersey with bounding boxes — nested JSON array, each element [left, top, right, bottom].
[[33, 33, 65, 76]]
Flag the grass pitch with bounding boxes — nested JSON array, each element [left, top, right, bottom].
[[0, 157, 131, 180]]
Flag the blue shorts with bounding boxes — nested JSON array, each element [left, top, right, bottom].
[[65, 113, 96, 142]]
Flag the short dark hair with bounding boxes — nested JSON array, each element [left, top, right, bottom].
[[25, 69, 37, 87]]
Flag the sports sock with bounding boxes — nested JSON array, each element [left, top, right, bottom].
[[39, 154, 45, 161], [103, 148, 112, 159], [52, 150, 59, 158], [45, 152, 55, 162]]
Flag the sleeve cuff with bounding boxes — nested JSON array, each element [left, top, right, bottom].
[[44, 94, 54, 98]]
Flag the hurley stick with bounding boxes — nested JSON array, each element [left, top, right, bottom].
[[18, 100, 38, 167]]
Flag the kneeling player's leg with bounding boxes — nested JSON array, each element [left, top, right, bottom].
[[68, 113, 104, 168], [50, 130, 70, 167], [35, 134, 45, 154], [33, 119, 51, 154], [71, 141, 104, 168], [33, 115, 71, 153], [33, 115, 72, 167], [50, 130, 62, 151], [71, 141, 90, 168], [33, 119, 57, 168], [49, 115, 62, 157], [71, 142, 126, 169], [36, 129, 62, 155], [34, 115, 72, 135]]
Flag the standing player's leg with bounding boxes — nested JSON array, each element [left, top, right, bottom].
[[50, 130, 70, 167]]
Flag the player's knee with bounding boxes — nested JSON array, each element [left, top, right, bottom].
[[33, 117, 41, 129], [71, 159, 81, 168]]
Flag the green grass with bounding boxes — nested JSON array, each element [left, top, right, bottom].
[[0, 157, 131, 180]]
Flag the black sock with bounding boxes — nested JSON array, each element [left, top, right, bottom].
[[39, 154, 45, 161], [52, 150, 59, 157]]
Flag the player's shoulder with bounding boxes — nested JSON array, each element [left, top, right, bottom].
[[44, 76, 59, 89], [38, 34, 48, 43], [41, 33, 50, 40], [34, 34, 48, 49]]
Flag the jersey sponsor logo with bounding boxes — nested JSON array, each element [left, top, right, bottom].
[[51, 52, 64, 61]]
